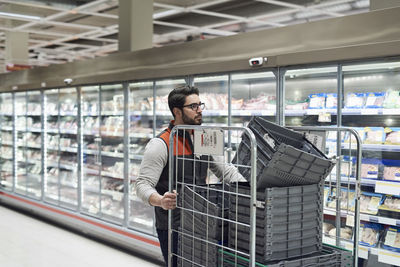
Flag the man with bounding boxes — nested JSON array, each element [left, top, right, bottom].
[[135, 85, 243, 266]]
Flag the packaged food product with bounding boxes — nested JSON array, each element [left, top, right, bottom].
[[325, 93, 337, 109], [327, 227, 352, 240], [323, 222, 335, 235], [324, 187, 330, 206], [364, 127, 385, 144], [343, 127, 365, 144], [285, 98, 309, 110], [327, 188, 355, 210], [358, 192, 383, 215], [384, 127, 400, 145], [345, 93, 365, 109], [359, 222, 382, 247], [382, 160, 400, 182], [308, 93, 326, 109], [379, 195, 400, 219], [365, 92, 385, 108], [382, 227, 400, 252], [383, 90, 400, 109], [360, 158, 381, 179]]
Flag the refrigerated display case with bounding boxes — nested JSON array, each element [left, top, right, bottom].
[[0, 93, 14, 192], [45, 88, 78, 210], [1, 7, 400, 265], [128, 81, 155, 234]]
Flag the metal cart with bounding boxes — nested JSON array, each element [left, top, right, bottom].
[[167, 123, 361, 267]]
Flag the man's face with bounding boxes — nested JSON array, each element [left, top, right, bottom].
[[181, 94, 203, 125]]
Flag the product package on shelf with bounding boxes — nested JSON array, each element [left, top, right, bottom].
[[365, 92, 386, 108], [358, 192, 384, 215], [326, 187, 355, 210], [285, 98, 309, 110], [308, 93, 326, 109], [384, 127, 400, 145], [325, 93, 337, 109], [378, 195, 400, 219], [343, 127, 365, 144], [323, 186, 330, 206], [383, 90, 400, 109], [382, 160, 400, 182], [361, 158, 381, 180], [329, 156, 354, 178], [242, 93, 275, 110], [382, 226, 400, 253], [345, 93, 365, 109], [328, 226, 353, 240], [359, 222, 382, 247], [364, 127, 385, 144]]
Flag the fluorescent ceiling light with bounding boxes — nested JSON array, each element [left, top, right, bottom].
[[343, 62, 400, 72], [286, 67, 337, 76], [232, 72, 275, 80], [0, 11, 41, 20], [194, 75, 229, 83], [130, 82, 154, 88], [156, 79, 186, 86]]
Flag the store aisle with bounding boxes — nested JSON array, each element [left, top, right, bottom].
[[0, 205, 162, 267]]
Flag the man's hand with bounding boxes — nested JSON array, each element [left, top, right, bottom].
[[149, 190, 178, 210], [160, 191, 177, 210]]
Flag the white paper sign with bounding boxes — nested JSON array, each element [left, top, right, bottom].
[[194, 129, 224, 156]]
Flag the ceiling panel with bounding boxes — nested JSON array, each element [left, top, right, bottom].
[[0, 0, 370, 72]]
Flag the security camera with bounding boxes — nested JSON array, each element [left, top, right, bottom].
[[249, 57, 263, 67], [63, 78, 73, 85]]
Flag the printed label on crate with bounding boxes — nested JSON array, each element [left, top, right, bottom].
[[305, 131, 326, 152], [194, 129, 224, 156]]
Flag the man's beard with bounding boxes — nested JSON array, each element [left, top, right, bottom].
[[182, 111, 202, 125]]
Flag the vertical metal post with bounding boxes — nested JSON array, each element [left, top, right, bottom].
[[57, 89, 61, 205], [352, 129, 361, 267], [77, 86, 82, 211], [41, 90, 46, 201], [335, 64, 343, 246], [276, 67, 285, 126], [227, 74, 232, 162], [12, 92, 16, 192], [248, 129, 257, 267], [98, 86, 103, 213], [152, 81, 156, 137], [24, 92, 28, 195], [168, 126, 178, 267], [123, 82, 130, 228]]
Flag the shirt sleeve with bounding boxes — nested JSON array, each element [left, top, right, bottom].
[[209, 155, 246, 183], [135, 138, 168, 205]]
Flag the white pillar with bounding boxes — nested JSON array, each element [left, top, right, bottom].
[[118, 0, 153, 52], [5, 31, 29, 66]]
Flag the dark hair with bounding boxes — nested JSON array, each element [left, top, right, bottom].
[[168, 85, 199, 117]]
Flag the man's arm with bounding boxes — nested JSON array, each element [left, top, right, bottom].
[[209, 155, 246, 183], [135, 138, 173, 206]]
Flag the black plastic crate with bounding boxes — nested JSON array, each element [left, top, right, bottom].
[[218, 244, 348, 267], [250, 116, 327, 158]]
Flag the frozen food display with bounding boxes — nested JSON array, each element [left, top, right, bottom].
[[359, 222, 382, 247], [382, 227, 400, 252], [360, 158, 381, 179], [345, 93, 365, 109]]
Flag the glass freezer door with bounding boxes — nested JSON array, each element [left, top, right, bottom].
[[15, 92, 28, 196], [284, 66, 338, 127], [0, 93, 14, 191], [99, 84, 125, 224], [129, 81, 155, 234], [44, 88, 78, 210], [81, 85, 101, 217]]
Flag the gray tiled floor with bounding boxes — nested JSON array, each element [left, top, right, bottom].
[[0, 205, 162, 267]]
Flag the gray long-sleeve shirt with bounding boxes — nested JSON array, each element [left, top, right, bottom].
[[135, 137, 245, 205]]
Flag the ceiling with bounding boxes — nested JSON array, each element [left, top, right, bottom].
[[0, 0, 370, 73]]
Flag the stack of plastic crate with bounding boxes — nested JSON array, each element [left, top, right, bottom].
[[233, 116, 335, 188], [227, 182, 323, 264], [177, 184, 229, 267], [218, 244, 353, 267]]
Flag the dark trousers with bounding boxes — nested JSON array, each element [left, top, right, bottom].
[[157, 229, 178, 267]]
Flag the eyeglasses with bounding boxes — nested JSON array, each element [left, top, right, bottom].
[[181, 102, 205, 111]]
